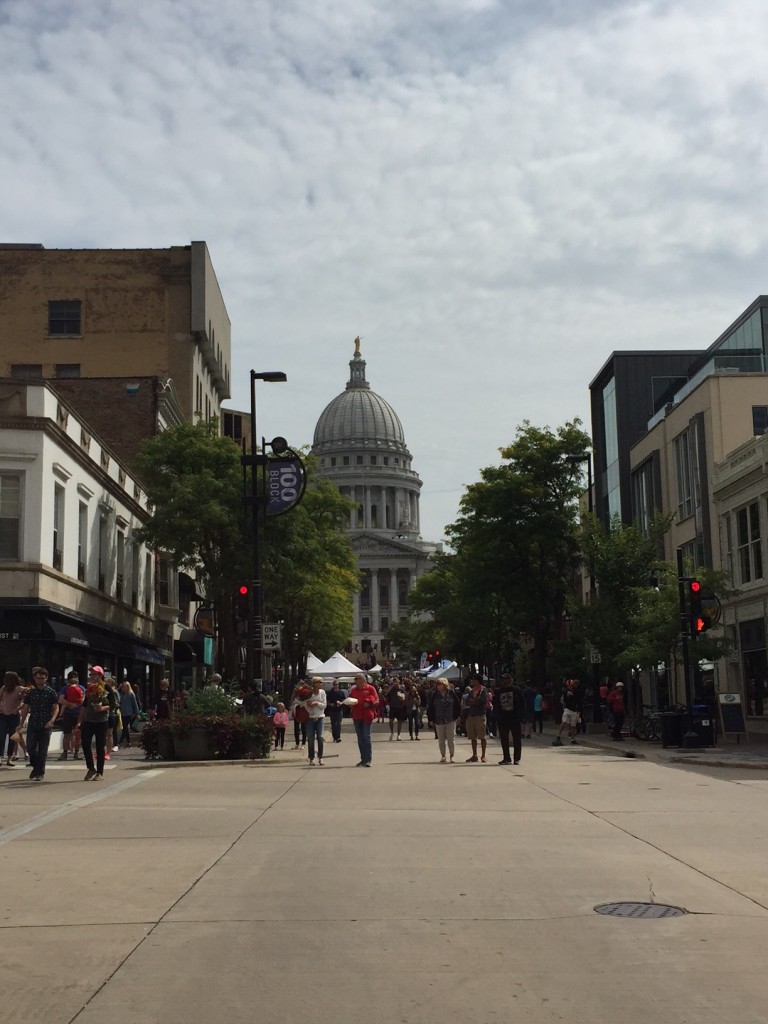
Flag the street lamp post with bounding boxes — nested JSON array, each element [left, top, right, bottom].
[[247, 370, 287, 689], [565, 453, 600, 723]]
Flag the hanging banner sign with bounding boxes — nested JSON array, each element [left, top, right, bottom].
[[266, 452, 307, 517]]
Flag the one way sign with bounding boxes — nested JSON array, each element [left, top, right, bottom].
[[261, 623, 282, 650]]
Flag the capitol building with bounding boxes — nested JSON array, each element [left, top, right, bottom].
[[312, 340, 440, 662]]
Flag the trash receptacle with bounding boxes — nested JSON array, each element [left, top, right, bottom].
[[688, 710, 716, 747], [659, 712, 684, 749]]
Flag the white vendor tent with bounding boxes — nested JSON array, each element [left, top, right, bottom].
[[368, 664, 383, 675], [305, 651, 325, 673], [426, 661, 462, 682], [316, 651, 361, 676]]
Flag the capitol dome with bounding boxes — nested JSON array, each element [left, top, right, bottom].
[[312, 343, 409, 455]]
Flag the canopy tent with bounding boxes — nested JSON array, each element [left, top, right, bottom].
[[368, 663, 383, 675], [305, 651, 325, 674], [426, 661, 462, 682], [316, 651, 361, 676]]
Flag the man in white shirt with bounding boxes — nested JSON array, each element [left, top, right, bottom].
[[304, 677, 328, 766]]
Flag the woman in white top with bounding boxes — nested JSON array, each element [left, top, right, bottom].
[[303, 677, 327, 766]]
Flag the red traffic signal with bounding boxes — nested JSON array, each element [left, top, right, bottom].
[[235, 583, 251, 620], [690, 580, 701, 594]]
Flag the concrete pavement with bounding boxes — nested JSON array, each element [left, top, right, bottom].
[[2, 722, 768, 1024]]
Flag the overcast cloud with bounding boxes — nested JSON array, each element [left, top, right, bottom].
[[3, 0, 768, 542]]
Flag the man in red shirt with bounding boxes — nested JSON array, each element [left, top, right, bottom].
[[350, 674, 379, 767], [606, 682, 625, 741]]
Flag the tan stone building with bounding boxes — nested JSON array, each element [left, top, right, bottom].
[[0, 242, 231, 422]]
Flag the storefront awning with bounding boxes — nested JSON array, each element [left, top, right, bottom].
[[132, 643, 165, 665], [42, 618, 90, 649]]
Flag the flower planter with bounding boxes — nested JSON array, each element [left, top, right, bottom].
[[156, 730, 176, 761], [173, 726, 214, 761]]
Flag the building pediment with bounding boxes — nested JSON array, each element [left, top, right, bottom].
[[350, 532, 427, 557]]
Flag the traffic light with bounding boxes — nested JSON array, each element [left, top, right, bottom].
[[434, 648, 441, 665], [235, 583, 251, 621], [689, 579, 707, 635]]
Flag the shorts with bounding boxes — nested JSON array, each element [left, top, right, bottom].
[[561, 709, 580, 727], [466, 715, 486, 740], [389, 707, 407, 722], [61, 710, 80, 735]]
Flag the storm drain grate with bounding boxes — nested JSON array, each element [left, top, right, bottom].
[[594, 902, 687, 919]]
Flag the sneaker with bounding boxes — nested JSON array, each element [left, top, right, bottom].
[[414, 736, 420, 741], [389, 735, 393, 741], [73, 751, 81, 760], [481, 756, 487, 762], [363, 762, 371, 767], [29, 769, 37, 779], [111, 746, 119, 752], [57, 751, 68, 761], [498, 759, 512, 765], [92, 773, 103, 781], [317, 759, 324, 766], [35, 774, 44, 781], [84, 769, 96, 781], [465, 755, 478, 762], [570, 739, 578, 745], [396, 736, 402, 741], [514, 760, 520, 765], [552, 738, 563, 746], [356, 760, 365, 767], [449, 758, 455, 763], [308, 759, 315, 766], [440, 756, 447, 763]]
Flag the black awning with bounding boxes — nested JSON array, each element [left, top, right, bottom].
[[132, 643, 165, 665], [42, 618, 90, 649]]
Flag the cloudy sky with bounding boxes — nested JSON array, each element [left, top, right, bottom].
[[4, 0, 768, 543]]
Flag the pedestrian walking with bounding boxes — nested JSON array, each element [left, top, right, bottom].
[[494, 674, 525, 765], [349, 673, 378, 767], [305, 677, 327, 765], [0, 671, 25, 766], [57, 671, 84, 761], [387, 678, 408, 740], [118, 682, 139, 747], [606, 682, 626, 741], [326, 679, 346, 742], [405, 681, 421, 740], [290, 681, 310, 749], [464, 675, 489, 762], [78, 666, 111, 781], [522, 681, 537, 739], [18, 666, 59, 780], [426, 678, 461, 763], [273, 703, 289, 750], [552, 679, 582, 746], [533, 689, 544, 735]]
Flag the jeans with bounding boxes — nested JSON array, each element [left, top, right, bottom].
[[27, 725, 52, 776], [328, 708, 343, 742], [81, 721, 108, 773], [611, 712, 625, 740], [408, 709, 421, 738], [306, 717, 324, 760], [274, 726, 285, 749], [497, 718, 522, 763], [353, 718, 372, 764], [0, 712, 20, 759], [435, 721, 455, 758]]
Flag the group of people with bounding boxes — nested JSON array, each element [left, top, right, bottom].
[[0, 665, 142, 781]]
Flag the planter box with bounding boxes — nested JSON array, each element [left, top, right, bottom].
[[173, 726, 214, 761]]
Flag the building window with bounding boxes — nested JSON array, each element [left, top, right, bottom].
[[380, 585, 389, 605], [77, 502, 87, 581], [398, 580, 408, 606], [356, 456, 364, 465], [48, 300, 81, 336], [53, 484, 64, 571], [753, 406, 768, 436], [223, 412, 243, 442], [371, 504, 378, 528], [331, 457, 337, 466], [737, 501, 763, 584], [144, 553, 152, 614], [131, 543, 140, 607], [55, 364, 81, 379], [11, 364, 42, 380], [361, 616, 370, 633], [343, 456, 350, 465], [158, 554, 170, 606], [370, 455, 377, 465], [116, 530, 125, 602], [357, 503, 364, 528], [380, 616, 389, 631], [383, 457, 389, 466], [360, 579, 370, 608], [675, 429, 694, 521], [0, 475, 21, 560]]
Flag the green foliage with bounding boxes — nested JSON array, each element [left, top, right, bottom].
[[413, 420, 592, 681]]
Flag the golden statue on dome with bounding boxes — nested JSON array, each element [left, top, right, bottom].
[[354, 335, 361, 357]]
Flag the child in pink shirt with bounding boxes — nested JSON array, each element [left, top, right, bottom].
[[273, 703, 289, 750]]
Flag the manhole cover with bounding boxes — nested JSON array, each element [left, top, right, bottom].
[[594, 902, 687, 919]]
